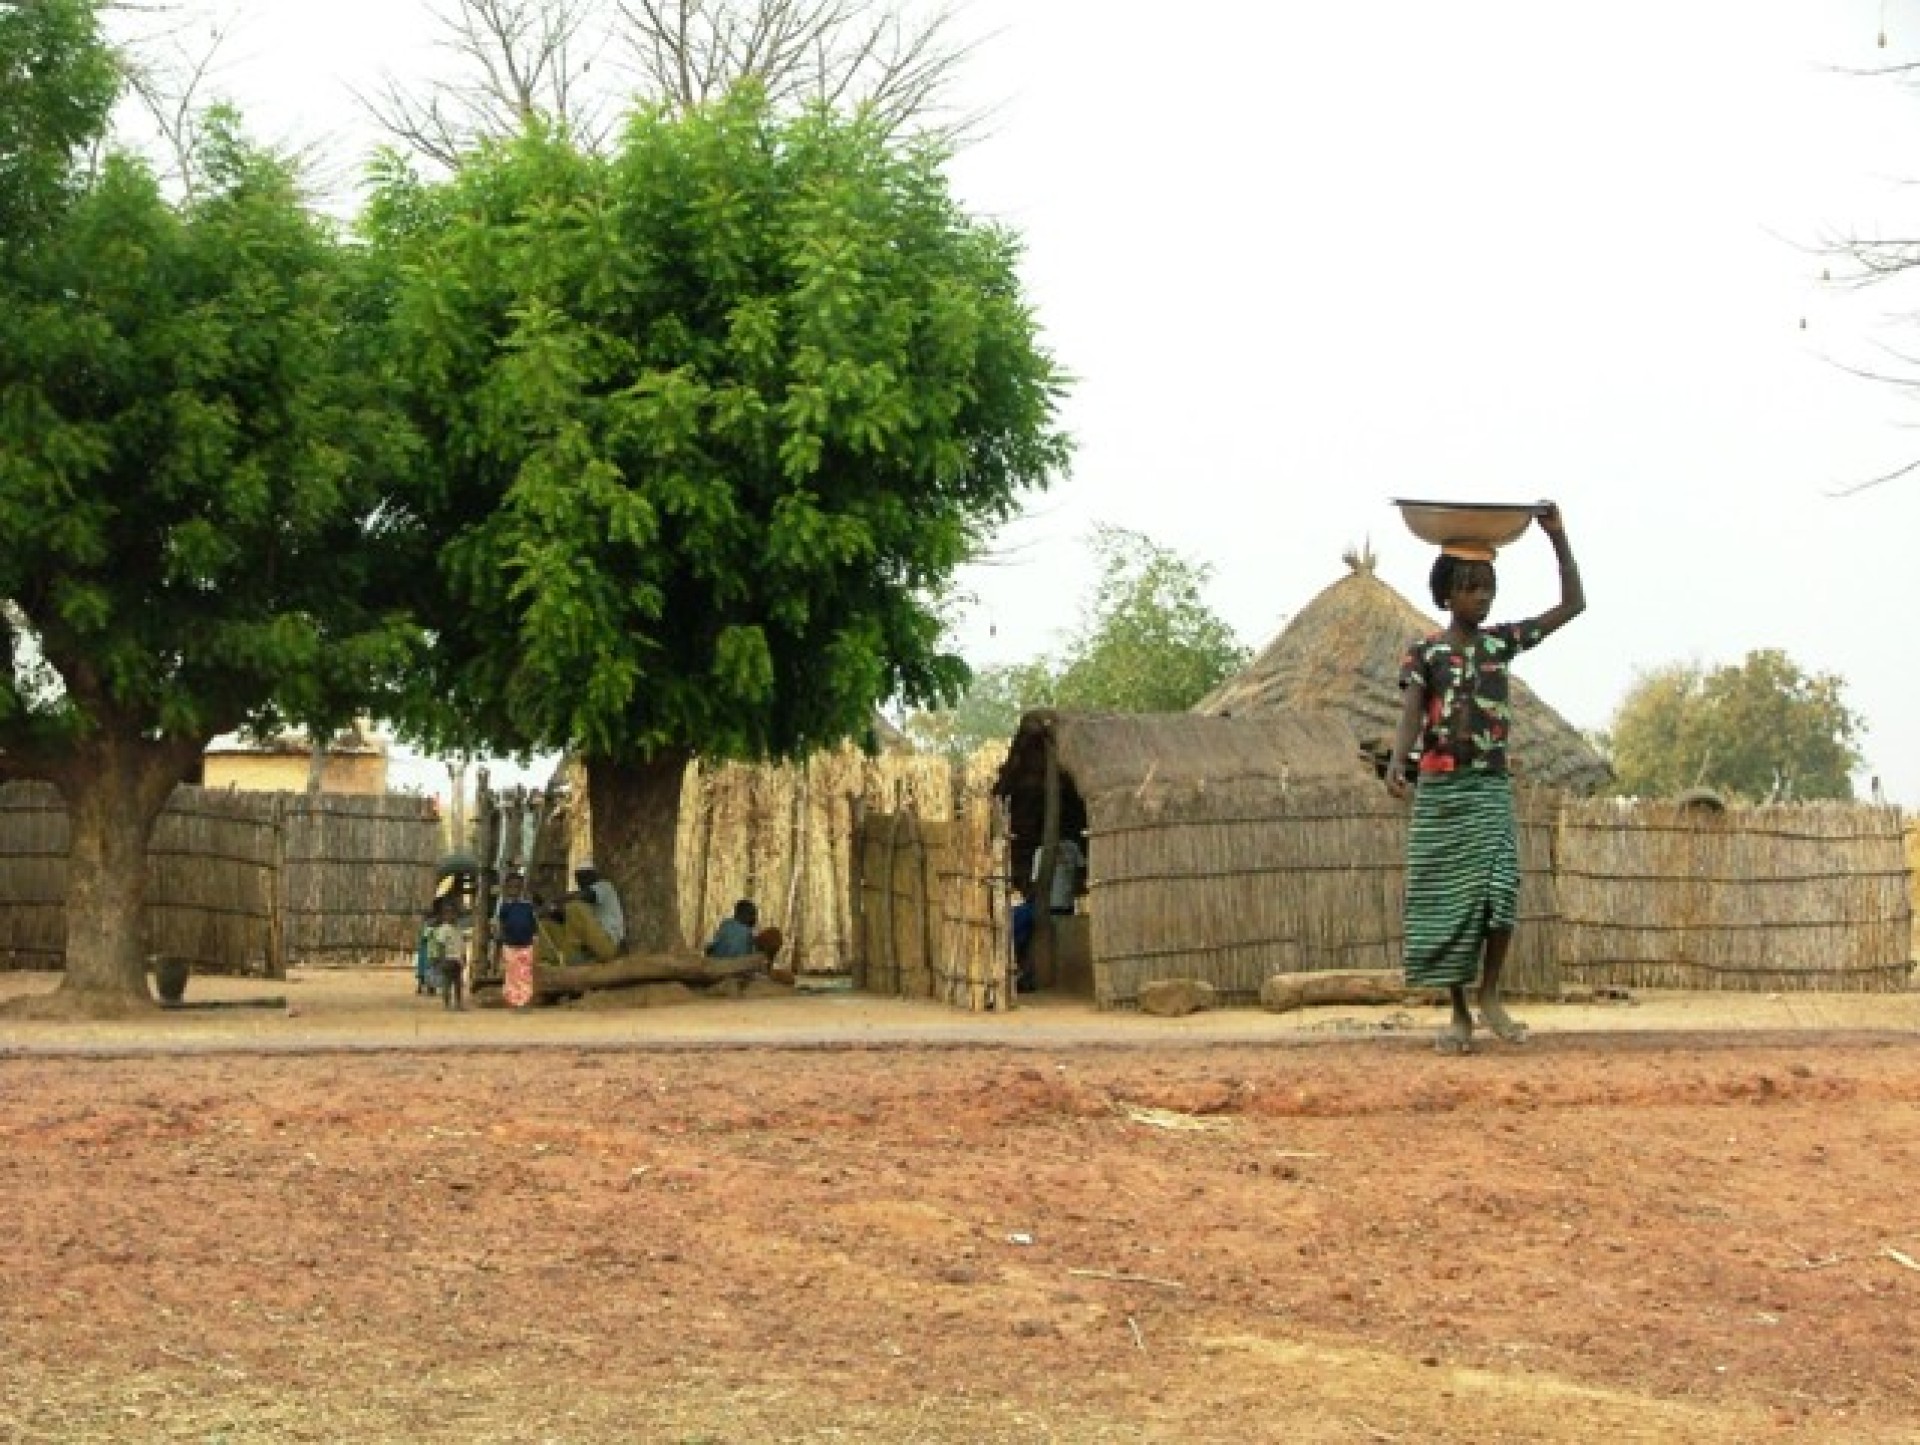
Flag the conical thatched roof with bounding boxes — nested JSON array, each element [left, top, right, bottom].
[[1196, 552, 1611, 794]]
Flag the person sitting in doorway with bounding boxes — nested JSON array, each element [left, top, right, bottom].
[[1031, 835, 1085, 916], [705, 899, 761, 959]]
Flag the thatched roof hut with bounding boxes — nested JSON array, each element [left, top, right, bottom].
[[992, 709, 1493, 1007], [1196, 551, 1610, 795], [995, 708, 1373, 835]]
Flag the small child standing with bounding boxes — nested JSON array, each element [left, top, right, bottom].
[[414, 902, 438, 995], [494, 869, 540, 1010], [428, 896, 465, 1011]]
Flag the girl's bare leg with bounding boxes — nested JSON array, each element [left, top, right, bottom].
[[1477, 930, 1528, 1042], [1437, 984, 1475, 1054]]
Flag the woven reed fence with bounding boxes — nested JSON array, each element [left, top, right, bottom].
[[675, 746, 956, 972], [852, 781, 1012, 1010], [0, 783, 439, 975], [1556, 798, 1911, 992], [1088, 781, 1561, 1009], [277, 792, 443, 967], [1907, 821, 1920, 964]]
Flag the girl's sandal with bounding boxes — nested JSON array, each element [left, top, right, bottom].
[[1434, 1024, 1474, 1056]]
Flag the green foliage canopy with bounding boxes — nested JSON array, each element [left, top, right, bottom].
[[0, 110, 419, 764], [1605, 649, 1864, 802], [0, 0, 119, 243], [0, 9, 419, 770], [369, 89, 1070, 766]]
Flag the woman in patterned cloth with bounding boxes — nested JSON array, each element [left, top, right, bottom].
[[1386, 502, 1585, 1055]]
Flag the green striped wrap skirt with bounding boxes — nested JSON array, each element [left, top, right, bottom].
[[1402, 770, 1519, 989]]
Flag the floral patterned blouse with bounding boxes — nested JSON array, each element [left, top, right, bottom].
[[1399, 620, 1545, 776]]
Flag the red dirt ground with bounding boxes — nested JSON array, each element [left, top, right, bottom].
[[2, 981, 1920, 1442]]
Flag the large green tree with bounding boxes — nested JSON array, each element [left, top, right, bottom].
[[0, 1, 419, 1010], [1606, 649, 1864, 802], [371, 89, 1067, 949]]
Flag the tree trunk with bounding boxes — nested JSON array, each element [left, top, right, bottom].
[[54, 733, 204, 1009], [586, 748, 693, 954]]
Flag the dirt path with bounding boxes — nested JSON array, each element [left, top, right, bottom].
[[2, 970, 1919, 1442]]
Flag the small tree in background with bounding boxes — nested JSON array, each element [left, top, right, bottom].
[[902, 658, 1055, 762], [903, 526, 1249, 758], [1052, 524, 1248, 714], [1606, 649, 1864, 801]]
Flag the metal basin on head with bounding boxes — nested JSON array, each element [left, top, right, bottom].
[[1392, 498, 1544, 553]]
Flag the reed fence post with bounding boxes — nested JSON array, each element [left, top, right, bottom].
[[264, 794, 288, 979], [989, 796, 1013, 1011], [848, 795, 868, 988], [881, 805, 904, 996], [784, 758, 809, 971]]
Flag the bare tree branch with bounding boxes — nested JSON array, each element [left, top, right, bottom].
[[115, 14, 228, 199], [358, 0, 614, 169], [614, 0, 977, 142], [363, 0, 982, 169], [1824, 454, 1920, 496]]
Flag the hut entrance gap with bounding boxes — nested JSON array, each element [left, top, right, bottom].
[[1008, 732, 1091, 997]]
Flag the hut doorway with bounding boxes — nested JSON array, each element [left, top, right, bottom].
[[1000, 723, 1093, 999]]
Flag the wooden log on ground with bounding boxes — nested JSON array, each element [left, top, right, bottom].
[[1260, 969, 1424, 1013], [533, 952, 764, 1001]]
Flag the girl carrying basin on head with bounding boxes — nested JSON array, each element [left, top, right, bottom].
[[1385, 502, 1585, 1055]]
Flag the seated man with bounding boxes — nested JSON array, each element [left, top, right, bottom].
[[574, 863, 625, 949], [705, 899, 760, 959], [537, 863, 625, 967]]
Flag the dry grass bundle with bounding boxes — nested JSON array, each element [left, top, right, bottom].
[[1907, 820, 1920, 965], [678, 746, 954, 973]]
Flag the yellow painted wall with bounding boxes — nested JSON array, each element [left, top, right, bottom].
[[203, 751, 388, 796]]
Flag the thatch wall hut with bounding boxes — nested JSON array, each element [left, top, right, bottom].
[[1557, 797, 1911, 992], [991, 710, 1563, 1007], [1198, 552, 1611, 795]]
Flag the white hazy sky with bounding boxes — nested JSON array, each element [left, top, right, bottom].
[[161, 0, 1920, 801]]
